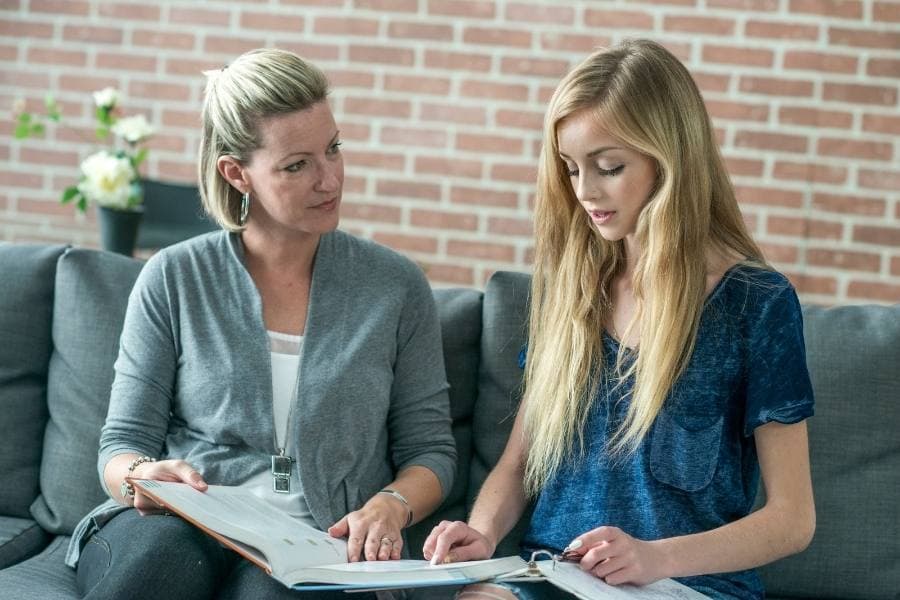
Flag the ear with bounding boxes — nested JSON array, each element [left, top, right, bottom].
[[217, 155, 249, 195]]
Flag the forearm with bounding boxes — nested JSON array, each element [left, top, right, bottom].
[[102, 452, 143, 504], [467, 458, 528, 552], [380, 465, 444, 528]]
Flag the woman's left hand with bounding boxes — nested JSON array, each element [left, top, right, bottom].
[[568, 526, 667, 586], [328, 493, 407, 562]]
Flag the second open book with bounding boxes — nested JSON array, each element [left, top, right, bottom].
[[131, 480, 707, 597]]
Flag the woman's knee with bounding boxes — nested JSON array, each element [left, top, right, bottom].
[[456, 583, 519, 600]]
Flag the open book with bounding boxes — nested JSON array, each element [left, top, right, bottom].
[[130, 479, 524, 591]]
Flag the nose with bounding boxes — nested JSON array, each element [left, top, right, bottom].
[[573, 171, 591, 204], [315, 159, 342, 193]]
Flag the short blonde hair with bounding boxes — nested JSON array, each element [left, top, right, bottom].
[[198, 48, 329, 231]]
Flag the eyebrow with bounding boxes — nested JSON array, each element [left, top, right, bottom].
[[279, 131, 341, 162], [558, 146, 623, 159]]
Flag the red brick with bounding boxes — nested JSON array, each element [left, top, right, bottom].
[[415, 156, 482, 179], [165, 57, 225, 77], [778, 106, 853, 129], [424, 50, 492, 72], [129, 80, 192, 102], [706, 100, 769, 121], [354, 0, 418, 11], [387, 21, 453, 41], [275, 40, 341, 61], [847, 281, 900, 303], [507, 2, 574, 24], [281, 0, 345, 4], [98, 2, 160, 20], [31, 0, 88, 14], [0, 19, 53, 39], [348, 44, 414, 66], [96, 52, 158, 72], [411, 209, 478, 230], [145, 134, 187, 153], [420, 262, 475, 286], [460, 79, 529, 102], [420, 102, 487, 126], [380, 126, 448, 149], [783, 51, 858, 73], [789, 0, 863, 19], [759, 242, 799, 263], [540, 32, 612, 53], [204, 36, 269, 56], [168, 7, 232, 26], [723, 156, 765, 177], [829, 27, 900, 49], [702, 45, 774, 67], [488, 216, 533, 236], [0, 170, 44, 189], [630, 0, 697, 4], [451, 186, 519, 209], [859, 169, 900, 191], [447, 239, 516, 261], [808, 248, 881, 272], [734, 131, 808, 153], [664, 15, 735, 35], [786, 273, 838, 296], [133, 29, 195, 50], [463, 27, 531, 48], [496, 109, 544, 131], [0, 44, 18, 61], [241, 12, 304, 31], [427, 0, 495, 18], [384, 74, 451, 95], [735, 185, 805, 208], [866, 58, 900, 77], [162, 108, 201, 128], [773, 161, 848, 184], [19, 147, 80, 168], [739, 76, 814, 97], [892, 256, 900, 276], [326, 69, 375, 88], [344, 175, 366, 194], [341, 202, 401, 224], [58, 74, 117, 94], [372, 232, 438, 254], [63, 25, 123, 44], [585, 9, 654, 29], [874, 1, 900, 21], [812, 193, 886, 216], [708, 0, 779, 9], [500, 57, 569, 79], [344, 97, 411, 118], [745, 20, 819, 40], [336, 122, 370, 141], [376, 180, 441, 201], [767, 216, 843, 239], [314, 17, 378, 36], [692, 71, 731, 93], [341, 150, 404, 170], [456, 133, 524, 155], [26, 47, 87, 67], [824, 82, 897, 106], [817, 138, 892, 161], [491, 163, 538, 184], [18, 197, 76, 217]]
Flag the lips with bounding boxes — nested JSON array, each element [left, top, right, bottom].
[[589, 210, 615, 225], [311, 197, 339, 210]]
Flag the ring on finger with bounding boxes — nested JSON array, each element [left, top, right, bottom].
[[380, 536, 394, 546], [350, 537, 362, 544]]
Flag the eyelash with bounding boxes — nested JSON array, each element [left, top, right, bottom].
[[566, 165, 624, 177], [284, 141, 342, 172]]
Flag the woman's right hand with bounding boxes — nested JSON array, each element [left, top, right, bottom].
[[128, 459, 207, 515], [422, 521, 495, 565]]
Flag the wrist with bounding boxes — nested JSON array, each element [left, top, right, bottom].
[[651, 538, 678, 579], [376, 489, 413, 528], [467, 521, 498, 555]]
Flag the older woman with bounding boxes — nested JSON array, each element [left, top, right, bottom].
[[67, 48, 456, 600]]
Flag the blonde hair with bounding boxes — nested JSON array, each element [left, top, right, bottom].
[[522, 39, 765, 495], [198, 48, 329, 231]]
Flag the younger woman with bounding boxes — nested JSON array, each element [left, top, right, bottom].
[[424, 39, 815, 600]]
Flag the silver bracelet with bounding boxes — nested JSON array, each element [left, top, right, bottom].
[[119, 456, 156, 500], [378, 488, 413, 527]]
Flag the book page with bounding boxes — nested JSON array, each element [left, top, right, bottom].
[[540, 563, 710, 600]]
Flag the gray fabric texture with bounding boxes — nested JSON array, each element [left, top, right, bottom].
[[758, 304, 900, 600], [473, 271, 533, 558], [30, 248, 144, 535], [0, 243, 66, 517], [0, 536, 76, 600], [0, 516, 50, 569]]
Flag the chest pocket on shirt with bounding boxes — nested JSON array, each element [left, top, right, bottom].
[[649, 410, 723, 492]]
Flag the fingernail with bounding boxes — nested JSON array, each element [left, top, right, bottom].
[[430, 556, 439, 566], [564, 539, 583, 552]]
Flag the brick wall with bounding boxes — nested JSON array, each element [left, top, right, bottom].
[[1, 0, 898, 303]]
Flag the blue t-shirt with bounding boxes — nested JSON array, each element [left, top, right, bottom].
[[520, 265, 815, 600]]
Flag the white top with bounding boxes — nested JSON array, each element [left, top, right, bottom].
[[239, 331, 314, 524]]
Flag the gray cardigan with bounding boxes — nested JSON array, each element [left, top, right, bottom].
[[66, 230, 455, 566]]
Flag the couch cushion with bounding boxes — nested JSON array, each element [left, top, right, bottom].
[[0, 243, 67, 518], [0, 516, 50, 570], [0, 535, 77, 600], [474, 271, 532, 557], [405, 288, 482, 561], [30, 249, 144, 535], [759, 304, 900, 600]]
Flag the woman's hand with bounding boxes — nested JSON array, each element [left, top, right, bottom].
[[567, 526, 668, 586], [422, 520, 495, 565], [129, 459, 207, 515], [328, 493, 407, 562]]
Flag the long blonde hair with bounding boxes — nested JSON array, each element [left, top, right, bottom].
[[198, 48, 329, 231], [522, 39, 765, 496]]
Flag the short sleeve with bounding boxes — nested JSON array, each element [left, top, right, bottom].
[[743, 283, 815, 437]]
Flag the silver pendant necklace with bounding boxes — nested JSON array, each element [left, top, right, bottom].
[[271, 356, 299, 494]]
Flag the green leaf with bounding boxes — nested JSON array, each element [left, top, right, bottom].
[[30, 123, 45, 136], [95, 105, 113, 127], [61, 186, 80, 203], [14, 122, 31, 139], [132, 148, 149, 167], [44, 94, 60, 121], [17, 112, 32, 124], [76, 196, 88, 213], [96, 125, 109, 140]]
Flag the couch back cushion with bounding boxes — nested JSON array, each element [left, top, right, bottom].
[[30, 248, 143, 534], [405, 287, 483, 558], [474, 271, 532, 557], [0, 244, 67, 518], [759, 304, 900, 600]]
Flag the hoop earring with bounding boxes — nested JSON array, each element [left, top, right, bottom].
[[239, 192, 250, 226]]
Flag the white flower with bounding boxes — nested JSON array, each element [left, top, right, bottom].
[[113, 114, 154, 143], [77, 151, 136, 209], [92, 87, 119, 109]]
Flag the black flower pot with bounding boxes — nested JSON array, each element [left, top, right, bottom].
[[98, 205, 144, 256]]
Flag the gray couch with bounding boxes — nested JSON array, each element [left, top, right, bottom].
[[0, 242, 897, 599]]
